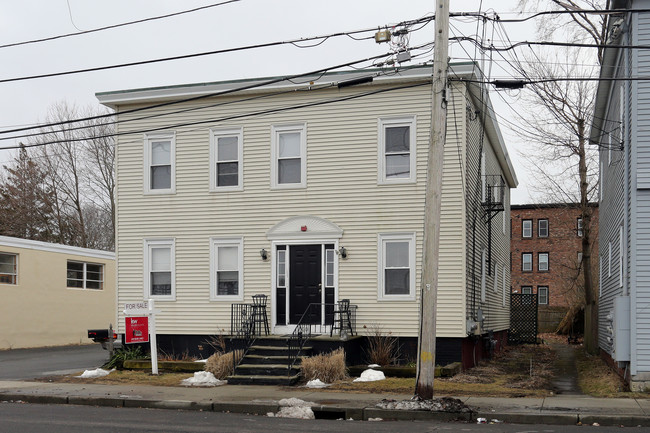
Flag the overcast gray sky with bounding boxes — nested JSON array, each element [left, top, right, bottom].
[[0, 0, 547, 203]]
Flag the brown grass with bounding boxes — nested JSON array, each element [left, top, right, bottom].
[[37, 370, 192, 387], [157, 349, 197, 362], [204, 351, 238, 379], [575, 350, 646, 398], [300, 348, 347, 383]]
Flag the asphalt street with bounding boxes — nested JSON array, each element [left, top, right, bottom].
[[0, 344, 108, 380], [0, 403, 629, 433]]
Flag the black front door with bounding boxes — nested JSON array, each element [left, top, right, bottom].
[[289, 244, 322, 324]]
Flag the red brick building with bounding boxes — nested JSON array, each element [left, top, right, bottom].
[[510, 203, 599, 332]]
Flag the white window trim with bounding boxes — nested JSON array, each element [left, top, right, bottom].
[[522, 220, 532, 238], [144, 132, 176, 195], [66, 260, 104, 290], [378, 232, 416, 301], [271, 123, 307, 189], [377, 116, 417, 184], [480, 249, 486, 303], [209, 127, 243, 192], [608, 241, 613, 278], [480, 150, 486, 202], [501, 264, 506, 307], [493, 262, 498, 293], [144, 238, 176, 301], [538, 219, 549, 238], [538, 253, 549, 272], [538, 286, 549, 305], [522, 253, 532, 271], [210, 237, 244, 301], [0, 252, 18, 285], [619, 223, 625, 289]]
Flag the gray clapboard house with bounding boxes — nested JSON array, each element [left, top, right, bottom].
[[590, 0, 650, 390], [97, 64, 516, 373]]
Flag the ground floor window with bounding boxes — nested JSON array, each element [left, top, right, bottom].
[[538, 286, 549, 305], [210, 237, 243, 300], [0, 253, 17, 284], [145, 239, 175, 300], [378, 233, 416, 300], [67, 261, 103, 289]]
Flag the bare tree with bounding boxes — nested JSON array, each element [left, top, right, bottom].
[[510, 0, 607, 353]]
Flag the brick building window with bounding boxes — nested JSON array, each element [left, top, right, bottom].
[[538, 286, 549, 305], [522, 253, 532, 272], [538, 219, 549, 237], [538, 252, 549, 271], [577, 218, 583, 237], [522, 220, 532, 238]]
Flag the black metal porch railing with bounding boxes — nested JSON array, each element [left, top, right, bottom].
[[229, 303, 257, 374], [287, 302, 358, 376]]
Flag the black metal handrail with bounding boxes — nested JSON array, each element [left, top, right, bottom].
[[286, 302, 358, 375], [230, 303, 256, 374]]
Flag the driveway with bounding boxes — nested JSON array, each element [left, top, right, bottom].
[[0, 345, 109, 380]]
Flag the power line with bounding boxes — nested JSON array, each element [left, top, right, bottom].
[[0, 38, 434, 138], [0, 81, 431, 151], [0, 1, 242, 49], [0, 16, 433, 85]]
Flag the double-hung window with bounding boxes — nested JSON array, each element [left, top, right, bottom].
[[0, 253, 17, 284], [272, 124, 306, 188], [145, 133, 175, 194], [379, 233, 415, 300], [577, 218, 583, 237], [538, 286, 549, 305], [145, 239, 175, 300], [378, 116, 416, 183], [210, 127, 243, 191], [538, 219, 549, 237], [480, 249, 486, 302], [210, 237, 243, 300], [522, 253, 532, 272], [522, 220, 532, 238], [67, 261, 103, 290], [538, 252, 549, 271]]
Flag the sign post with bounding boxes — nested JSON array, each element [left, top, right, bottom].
[[123, 299, 162, 375]]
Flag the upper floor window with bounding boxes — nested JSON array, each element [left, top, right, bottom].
[[271, 124, 306, 189], [538, 286, 549, 305], [0, 253, 17, 284], [210, 237, 243, 300], [144, 133, 175, 194], [619, 224, 625, 289], [480, 249, 487, 303], [378, 233, 415, 300], [522, 253, 532, 272], [145, 239, 175, 300], [67, 261, 103, 290], [538, 252, 549, 272], [522, 219, 532, 238], [538, 219, 549, 238], [210, 127, 243, 191], [577, 218, 583, 237], [378, 116, 416, 184]]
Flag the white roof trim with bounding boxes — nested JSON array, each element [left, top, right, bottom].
[[267, 216, 343, 241], [0, 235, 115, 260]]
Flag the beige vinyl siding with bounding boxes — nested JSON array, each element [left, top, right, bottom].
[[464, 91, 511, 333], [114, 80, 467, 337]]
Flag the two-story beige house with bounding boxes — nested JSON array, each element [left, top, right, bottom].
[[97, 64, 517, 369]]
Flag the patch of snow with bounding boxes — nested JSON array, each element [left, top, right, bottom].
[[353, 369, 385, 382], [275, 406, 315, 419], [368, 364, 380, 368], [266, 412, 275, 417], [194, 359, 208, 363], [376, 397, 471, 413], [180, 371, 226, 387], [368, 417, 383, 421], [278, 397, 316, 407], [76, 368, 114, 378], [305, 379, 329, 388]]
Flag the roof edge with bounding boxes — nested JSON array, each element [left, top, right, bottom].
[[0, 235, 115, 260]]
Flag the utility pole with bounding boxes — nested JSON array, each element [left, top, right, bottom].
[[416, 0, 449, 400]]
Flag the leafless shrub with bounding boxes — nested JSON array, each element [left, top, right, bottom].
[[300, 348, 347, 383], [204, 351, 240, 379], [364, 324, 400, 366], [204, 333, 228, 354], [157, 349, 197, 362]]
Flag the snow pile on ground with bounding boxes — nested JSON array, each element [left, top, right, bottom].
[[376, 397, 471, 413], [76, 368, 113, 378], [194, 359, 208, 363], [368, 364, 380, 368], [353, 369, 386, 382], [180, 371, 226, 387], [267, 398, 315, 419], [305, 379, 329, 388]]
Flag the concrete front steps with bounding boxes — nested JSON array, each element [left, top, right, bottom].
[[227, 336, 311, 386]]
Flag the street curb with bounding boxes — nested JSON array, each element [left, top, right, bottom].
[[580, 414, 650, 427], [0, 393, 68, 405], [213, 402, 279, 415], [364, 408, 473, 422], [68, 396, 123, 408], [476, 412, 578, 425]]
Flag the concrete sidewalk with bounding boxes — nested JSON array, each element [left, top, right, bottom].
[[1, 379, 649, 426]]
